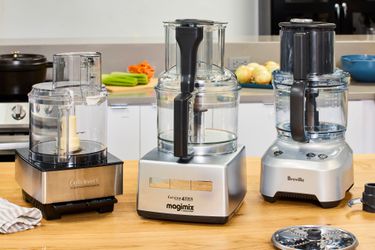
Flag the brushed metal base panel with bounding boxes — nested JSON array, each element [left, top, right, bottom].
[[261, 139, 354, 203], [137, 145, 247, 220], [15, 155, 123, 204]]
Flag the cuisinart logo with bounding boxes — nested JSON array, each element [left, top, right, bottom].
[[69, 178, 99, 189], [287, 176, 304, 182], [166, 203, 194, 212]]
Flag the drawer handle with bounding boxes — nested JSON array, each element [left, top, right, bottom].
[[110, 104, 129, 109]]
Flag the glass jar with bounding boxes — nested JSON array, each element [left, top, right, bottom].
[[29, 52, 107, 164], [157, 20, 240, 156], [273, 69, 350, 142], [273, 19, 350, 143]]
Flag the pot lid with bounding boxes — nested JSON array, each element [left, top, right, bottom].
[[0, 52, 47, 68], [272, 225, 358, 250]]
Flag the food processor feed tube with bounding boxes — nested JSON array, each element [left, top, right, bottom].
[[290, 32, 321, 141], [290, 32, 309, 142], [174, 24, 203, 162]]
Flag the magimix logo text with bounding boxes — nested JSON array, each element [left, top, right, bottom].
[[166, 203, 194, 212]]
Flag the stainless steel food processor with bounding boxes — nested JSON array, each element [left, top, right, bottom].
[[137, 19, 246, 223], [261, 19, 354, 208], [15, 52, 123, 220]]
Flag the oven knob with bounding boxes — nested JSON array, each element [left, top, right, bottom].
[[12, 105, 26, 120]]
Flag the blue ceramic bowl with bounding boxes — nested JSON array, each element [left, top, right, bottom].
[[341, 55, 375, 82]]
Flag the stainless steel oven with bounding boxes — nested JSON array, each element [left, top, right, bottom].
[[0, 52, 51, 160], [0, 103, 29, 160]]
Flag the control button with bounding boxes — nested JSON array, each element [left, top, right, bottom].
[[170, 179, 191, 190], [191, 181, 213, 192], [306, 152, 316, 158], [274, 150, 283, 157], [149, 177, 170, 189], [149, 177, 212, 192], [11, 104, 26, 120], [318, 154, 328, 160]]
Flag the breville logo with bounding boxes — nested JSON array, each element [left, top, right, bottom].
[[69, 178, 99, 189], [166, 203, 194, 212], [287, 176, 304, 182]]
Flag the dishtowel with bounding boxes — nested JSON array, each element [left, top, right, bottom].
[[0, 198, 42, 234]]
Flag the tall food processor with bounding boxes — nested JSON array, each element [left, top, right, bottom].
[[261, 19, 353, 208], [15, 52, 123, 219], [137, 19, 246, 223]]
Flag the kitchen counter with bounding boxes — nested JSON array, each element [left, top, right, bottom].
[[108, 81, 375, 105], [1, 155, 375, 249]]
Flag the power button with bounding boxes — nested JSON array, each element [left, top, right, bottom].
[[306, 152, 316, 158], [318, 154, 328, 160]]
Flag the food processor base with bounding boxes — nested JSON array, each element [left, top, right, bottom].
[[22, 190, 117, 220], [138, 209, 232, 224], [261, 189, 352, 208], [137, 146, 247, 224], [15, 148, 123, 219], [261, 139, 354, 207]]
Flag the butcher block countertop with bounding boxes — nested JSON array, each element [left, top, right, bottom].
[[1, 156, 375, 249]]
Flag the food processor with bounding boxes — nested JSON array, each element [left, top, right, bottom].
[[15, 52, 123, 220], [137, 19, 246, 223], [261, 19, 354, 208]]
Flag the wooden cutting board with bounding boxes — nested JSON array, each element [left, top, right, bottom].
[[105, 78, 157, 93]]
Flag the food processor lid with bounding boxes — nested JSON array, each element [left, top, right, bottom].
[[273, 69, 350, 87], [28, 82, 73, 105], [164, 19, 227, 27], [279, 18, 336, 29], [157, 70, 239, 92], [0, 52, 47, 70], [175, 19, 215, 26], [272, 225, 358, 250]]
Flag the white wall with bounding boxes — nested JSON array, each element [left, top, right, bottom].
[[0, 0, 258, 41]]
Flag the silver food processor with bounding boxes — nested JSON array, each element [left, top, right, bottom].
[[15, 52, 123, 220], [261, 19, 354, 208], [137, 19, 246, 223]]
